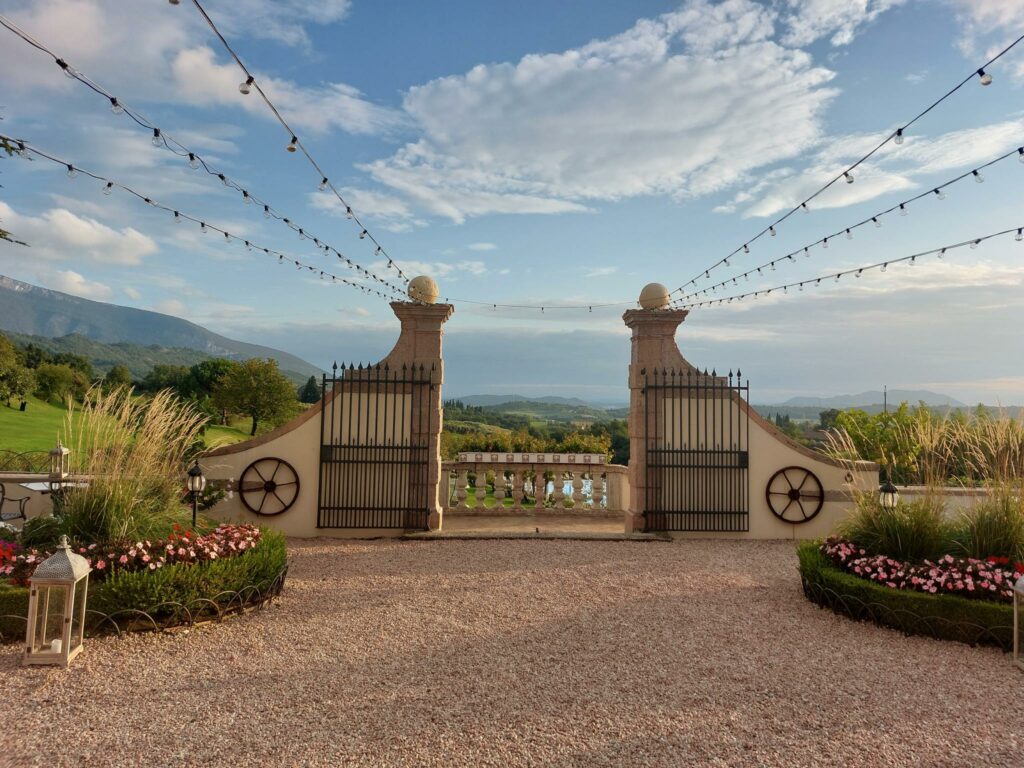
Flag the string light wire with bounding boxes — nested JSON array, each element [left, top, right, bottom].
[[0, 13, 407, 299], [679, 225, 1023, 309], [178, 0, 409, 282], [670, 143, 1024, 305], [670, 30, 1024, 297], [2, 134, 401, 302]]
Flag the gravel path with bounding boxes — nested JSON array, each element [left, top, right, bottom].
[[2, 538, 1022, 767]]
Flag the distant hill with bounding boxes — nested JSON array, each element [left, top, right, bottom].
[[0, 275, 321, 381], [457, 394, 592, 408], [777, 390, 966, 408], [3, 331, 214, 381]]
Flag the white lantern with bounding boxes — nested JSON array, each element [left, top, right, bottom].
[[1014, 575, 1024, 672], [23, 535, 91, 668], [49, 439, 70, 482], [878, 480, 899, 510]]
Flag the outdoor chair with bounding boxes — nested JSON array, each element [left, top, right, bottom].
[[0, 483, 29, 523]]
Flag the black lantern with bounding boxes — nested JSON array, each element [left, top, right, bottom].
[[879, 479, 899, 510], [186, 459, 206, 529]]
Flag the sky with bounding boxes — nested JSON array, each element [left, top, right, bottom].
[[0, 0, 1023, 405]]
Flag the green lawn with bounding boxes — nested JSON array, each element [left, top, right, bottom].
[[0, 397, 253, 455]]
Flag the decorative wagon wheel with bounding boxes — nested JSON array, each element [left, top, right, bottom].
[[239, 458, 300, 516], [765, 466, 824, 523]]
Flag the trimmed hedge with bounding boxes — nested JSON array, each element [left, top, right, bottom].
[[797, 540, 1014, 649], [0, 529, 287, 642]]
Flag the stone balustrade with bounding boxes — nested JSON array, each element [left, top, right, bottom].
[[443, 452, 628, 517]]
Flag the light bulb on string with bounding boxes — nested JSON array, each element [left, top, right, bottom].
[[298, 229, 306, 240], [873, 217, 881, 228], [263, 205, 271, 219], [200, 222, 207, 233], [187, 153, 200, 170], [109, 97, 124, 115], [843, 171, 854, 184], [318, 177, 329, 192], [899, 203, 908, 216], [909, 256, 916, 267], [894, 128, 904, 145], [239, 76, 254, 95], [359, 230, 367, 240], [173, 211, 181, 224], [933, 188, 945, 200], [286, 136, 298, 153], [242, 191, 252, 204], [66, 164, 77, 179], [55, 58, 76, 79], [223, 231, 230, 241], [881, 263, 888, 273], [855, 269, 863, 278], [217, 173, 228, 186], [938, 248, 945, 258], [723, 257, 730, 267], [102, 181, 113, 195], [245, 241, 252, 251], [803, 247, 810, 257], [970, 239, 980, 249], [769, 226, 776, 237], [834, 274, 841, 283], [845, 229, 853, 240], [151, 128, 162, 148], [345, 206, 353, 220], [1016, 229, 1023, 242], [742, 244, 749, 254], [822, 237, 829, 249], [1019, 148, 1024, 164], [801, 203, 809, 214], [978, 68, 992, 86], [14, 141, 28, 158], [973, 170, 984, 183]]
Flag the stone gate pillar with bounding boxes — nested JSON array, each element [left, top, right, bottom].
[[623, 283, 691, 533], [384, 283, 454, 531]]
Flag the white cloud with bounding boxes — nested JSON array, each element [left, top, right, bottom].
[[467, 242, 497, 252], [585, 266, 618, 278], [42, 269, 113, 300], [782, 0, 902, 47], [123, 286, 141, 300], [309, 189, 425, 232], [946, 0, 1024, 79], [382, 259, 488, 281], [364, 0, 838, 222], [0, 1, 400, 136], [0, 202, 158, 265], [731, 119, 1024, 218], [154, 298, 186, 316]]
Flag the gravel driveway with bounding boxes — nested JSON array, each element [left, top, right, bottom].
[[3, 538, 1022, 767]]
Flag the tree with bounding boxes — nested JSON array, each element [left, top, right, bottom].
[[297, 375, 322, 404], [103, 363, 132, 389], [180, 358, 238, 401], [2, 365, 34, 407], [34, 363, 77, 404], [141, 364, 189, 394], [819, 409, 841, 430], [214, 358, 299, 436]]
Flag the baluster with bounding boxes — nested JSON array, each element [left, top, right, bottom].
[[553, 470, 565, 506], [571, 472, 583, 508], [474, 470, 487, 509], [591, 472, 605, 508], [511, 470, 525, 511], [456, 469, 469, 508], [534, 469, 546, 508], [493, 469, 506, 507]]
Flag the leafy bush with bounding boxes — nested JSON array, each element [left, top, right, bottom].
[[18, 515, 62, 549], [837, 492, 952, 562], [797, 541, 1014, 648], [950, 486, 1024, 562], [0, 529, 286, 641]]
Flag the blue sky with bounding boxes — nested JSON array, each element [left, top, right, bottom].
[[1, 0, 1023, 404]]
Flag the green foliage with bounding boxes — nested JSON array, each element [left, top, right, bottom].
[[18, 515, 63, 549], [297, 375, 322, 404], [214, 358, 299, 436], [141, 363, 190, 394], [818, 408, 841, 430], [0, 532, 288, 641], [837, 492, 952, 562], [797, 541, 1013, 648], [949, 486, 1024, 561], [103, 363, 132, 389], [33, 363, 85, 404]]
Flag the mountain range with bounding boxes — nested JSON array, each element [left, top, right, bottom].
[[454, 394, 594, 408], [0, 275, 321, 381], [777, 390, 967, 408]]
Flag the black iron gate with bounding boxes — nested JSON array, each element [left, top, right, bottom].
[[317, 362, 433, 529], [643, 368, 750, 532]]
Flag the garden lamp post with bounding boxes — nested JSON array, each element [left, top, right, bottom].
[[186, 459, 206, 529], [23, 535, 91, 668], [1014, 575, 1024, 672], [877, 385, 899, 509], [48, 439, 70, 489]]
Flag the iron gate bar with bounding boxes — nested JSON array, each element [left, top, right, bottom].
[[317, 362, 433, 529], [643, 367, 750, 532]]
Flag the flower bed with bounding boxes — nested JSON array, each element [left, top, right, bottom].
[[798, 541, 1015, 649], [820, 538, 1023, 603], [0, 524, 287, 642]]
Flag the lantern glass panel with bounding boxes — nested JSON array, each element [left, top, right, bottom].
[[31, 585, 67, 655], [71, 582, 87, 651]]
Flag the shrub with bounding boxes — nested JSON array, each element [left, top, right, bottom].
[[798, 541, 1014, 649], [0, 528, 286, 641], [58, 386, 207, 544], [837, 491, 952, 562], [18, 515, 62, 549], [950, 486, 1024, 562]]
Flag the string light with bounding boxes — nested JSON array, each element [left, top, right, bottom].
[[978, 68, 993, 86], [872, 217, 881, 228], [666, 34, 1024, 297], [239, 76, 254, 95], [286, 136, 298, 153], [109, 97, 123, 115], [65, 164, 76, 178], [894, 128, 904, 145], [900, 203, 908, 216], [187, 152, 200, 169], [151, 128, 162, 147], [318, 177, 329, 191], [973, 170, 984, 183], [933, 188, 945, 200], [102, 181, 113, 195], [680, 225, 1024, 310], [845, 229, 853, 240]]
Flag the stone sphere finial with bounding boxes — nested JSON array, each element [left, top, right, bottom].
[[639, 282, 670, 310], [408, 275, 440, 304]]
